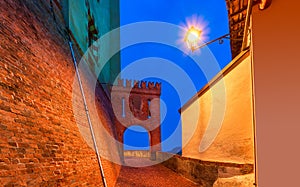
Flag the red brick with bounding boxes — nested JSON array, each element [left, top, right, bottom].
[[0, 0, 121, 186]]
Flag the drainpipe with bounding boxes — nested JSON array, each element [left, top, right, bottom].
[[250, 28, 258, 187], [241, 0, 253, 51], [67, 36, 108, 187], [48, 1, 108, 185], [241, 0, 258, 186]]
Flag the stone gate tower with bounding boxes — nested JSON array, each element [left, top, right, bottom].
[[111, 79, 161, 160]]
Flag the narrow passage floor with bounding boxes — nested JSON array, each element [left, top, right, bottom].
[[115, 157, 199, 187]]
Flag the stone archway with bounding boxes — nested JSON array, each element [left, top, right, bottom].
[[111, 79, 161, 160]]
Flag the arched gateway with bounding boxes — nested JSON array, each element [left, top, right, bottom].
[[111, 79, 161, 160]]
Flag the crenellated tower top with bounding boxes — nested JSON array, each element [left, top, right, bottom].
[[113, 78, 161, 96]]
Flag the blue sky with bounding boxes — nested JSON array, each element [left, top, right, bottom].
[[120, 0, 231, 152]]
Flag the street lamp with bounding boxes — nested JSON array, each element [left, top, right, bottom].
[[184, 26, 202, 52], [184, 25, 230, 52]]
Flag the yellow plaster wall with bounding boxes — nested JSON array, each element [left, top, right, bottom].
[[181, 54, 254, 164]]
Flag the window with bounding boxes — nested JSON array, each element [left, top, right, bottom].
[[87, 7, 99, 71], [147, 99, 151, 119], [122, 97, 126, 117]]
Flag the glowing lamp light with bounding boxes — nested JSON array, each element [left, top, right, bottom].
[[184, 26, 202, 52]]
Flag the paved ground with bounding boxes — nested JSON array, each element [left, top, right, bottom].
[[115, 157, 199, 187]]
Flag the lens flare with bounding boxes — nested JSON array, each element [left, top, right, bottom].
[[184, 26, 202, 51], [178, 15, 209, 54]]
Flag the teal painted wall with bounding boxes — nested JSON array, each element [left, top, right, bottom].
[[62, 0, 120, 84]]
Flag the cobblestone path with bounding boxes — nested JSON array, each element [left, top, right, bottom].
[[115, 157, 199, 187]]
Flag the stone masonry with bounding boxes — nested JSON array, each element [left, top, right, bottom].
[[0, 0, 121, 186]]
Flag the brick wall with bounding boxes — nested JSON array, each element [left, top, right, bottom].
[[0, 0, 120, 186], [111, 79, 161, 160]]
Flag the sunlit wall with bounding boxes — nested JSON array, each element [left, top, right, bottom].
[[181, 52, 255, 164]]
